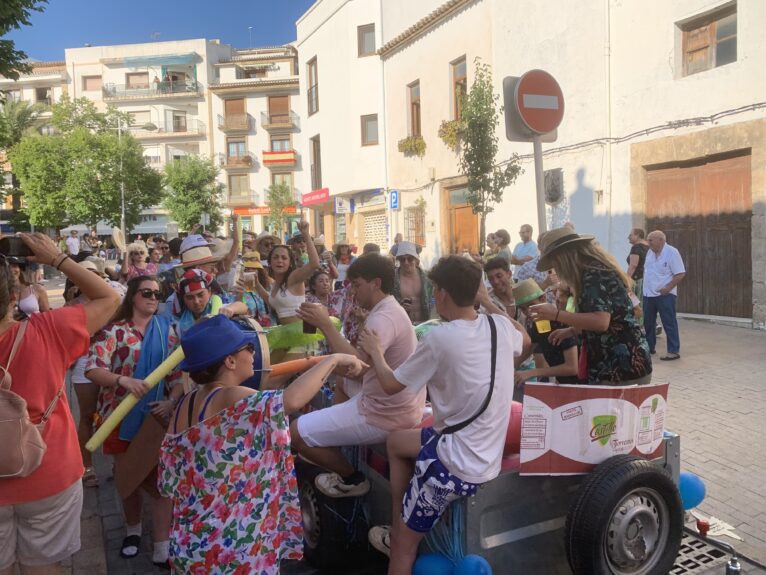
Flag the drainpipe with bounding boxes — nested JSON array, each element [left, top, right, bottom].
[[605, 0, 614, 252], [380, 0, 392, 247]]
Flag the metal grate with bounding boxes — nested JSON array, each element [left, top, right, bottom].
[[363, 210, 388, 250], [671, 532, 729, 574]]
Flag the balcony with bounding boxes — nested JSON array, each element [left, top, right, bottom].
[[217, 113, 252, 132], [263, 149, 297, 169], [102, 80, 203, 101], [222, 153, 256, 170], [260, 110, 298, 131], [227, 191, 257, 206], [130, 119, 206, 139]]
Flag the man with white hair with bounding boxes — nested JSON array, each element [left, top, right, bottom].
[[643, 230, 686, 360]]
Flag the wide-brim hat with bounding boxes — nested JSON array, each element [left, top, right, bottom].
[[332, 240, 350, 251], [178, 245, 222, 268], [395, 241, 419, 260], [313, 234, 326, 246], [179, 315, 257, 372], [513, 278, 545, 307], [537, 227, 595, 271], [254, 231, 279, 252], [180, 234, 213, 255], [80, 257, 106, 277], [242, 250, 264, 270]]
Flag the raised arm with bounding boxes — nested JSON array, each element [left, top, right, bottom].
[[21, 233, 120, 335], [288, 220, 320, 288], [283, 353, 367, 412]]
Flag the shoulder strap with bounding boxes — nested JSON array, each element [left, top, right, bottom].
[[186, 389, 199, 429], [0, 321, 27, 391], [442, 314, 497, 435], [198, 387, 224, 422]]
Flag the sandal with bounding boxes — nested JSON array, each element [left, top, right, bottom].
[[660, 353, 680, 361], [119, 534, 141, 559], [82, 467, 99, 488]]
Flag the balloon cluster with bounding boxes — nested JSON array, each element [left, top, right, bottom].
[[413, 554, 492, 575]]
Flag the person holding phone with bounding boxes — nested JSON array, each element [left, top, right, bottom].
[[526, 227, 651, 386]]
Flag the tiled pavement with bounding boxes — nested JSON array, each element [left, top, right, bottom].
[[62, 317, 766, 574]]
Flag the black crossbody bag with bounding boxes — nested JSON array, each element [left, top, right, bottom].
[[440, 314, 498, 435]]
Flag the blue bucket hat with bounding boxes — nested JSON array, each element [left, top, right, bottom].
[[178, 315, 257, 372]]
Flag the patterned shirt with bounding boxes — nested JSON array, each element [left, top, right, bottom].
[[158, 391, 303, 574], [85, 319, 181, 422], [579, 264, 652, 384]]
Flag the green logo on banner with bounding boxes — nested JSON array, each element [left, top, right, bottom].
[[590, 415, 617, 446]]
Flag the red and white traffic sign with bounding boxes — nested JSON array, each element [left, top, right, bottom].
[[514, 69, 564, 135]]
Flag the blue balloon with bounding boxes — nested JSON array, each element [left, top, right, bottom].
[[452, 554, 493, 575], [412, 554, 453, 575], [679, 472, 706, 510]]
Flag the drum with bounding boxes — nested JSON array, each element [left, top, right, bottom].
[[231, 317, 271, 389]]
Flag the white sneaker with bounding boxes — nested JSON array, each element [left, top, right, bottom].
[[314, 472, 370, 498], [368, 525, 391, 557]]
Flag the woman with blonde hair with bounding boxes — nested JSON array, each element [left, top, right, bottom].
[[527, 227, 651, 385], [120, 242, 158, 282]]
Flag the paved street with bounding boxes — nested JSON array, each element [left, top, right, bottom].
[[56, 291, 765, 574]]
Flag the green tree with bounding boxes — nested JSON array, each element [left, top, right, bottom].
[[458, 59, 522, 254], [163, 155, 223, 232], [265, 181, 295, 237], [0, 0, 48, 80], [0, 99, 42, 213]]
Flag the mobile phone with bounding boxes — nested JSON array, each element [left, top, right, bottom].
[[0, 236, 33, 258]]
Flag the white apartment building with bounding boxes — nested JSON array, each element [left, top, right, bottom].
[[209, 45, 301, 236], [296, 0, 387, 247], [369, 0, 765, 325]]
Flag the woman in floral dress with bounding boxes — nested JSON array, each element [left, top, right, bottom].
[[159, 315, 367, 574], [527, 227, 652, 385], [85, 276, 183, 566]]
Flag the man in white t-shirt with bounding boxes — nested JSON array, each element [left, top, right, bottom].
[[294, 254, 424, 498], [358, 256, 531, 575], [65, 231, 80, 258], [643, 230, 686, 360]]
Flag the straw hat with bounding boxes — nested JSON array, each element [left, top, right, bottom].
[[313, 234, 326, 247], [512, 278, 545, 307], [536, 227, 594, 271], [254, 230, 279, 252], [178, 245, 222, 268], [242, 250, 264, 270]]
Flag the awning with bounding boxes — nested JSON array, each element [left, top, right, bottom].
[[60, 223, 114, 235], [123, 53, 199, 67]]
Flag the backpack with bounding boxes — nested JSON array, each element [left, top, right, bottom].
[[0, 322, 63, 478]]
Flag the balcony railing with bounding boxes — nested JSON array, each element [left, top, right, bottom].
[[263, 149, 297, 168], [222, 153, 256, 170], [260, 110, 299, 130], [130, 119, 206, 138], [144, 155, 163, 166], [103, 80, 203, 100], [217, 113, 252, 132], [227, 190, 257, 205]]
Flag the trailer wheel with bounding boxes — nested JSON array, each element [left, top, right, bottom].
[[566, 455, 683, 575]]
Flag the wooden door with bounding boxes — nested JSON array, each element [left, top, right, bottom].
[[268, 96, 289, 123], [225, 98, 245, 116], [646, 151, 751, 317], [452, 205, 478, 255]]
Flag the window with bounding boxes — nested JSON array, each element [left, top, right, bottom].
[[172, 111, 187, 132], [361, 114, 378, 146], [405, 206, 426, 247], [310, 135, 322, 190], [358, 24, 376, 56], [35, 87, 52, 105], [268, 95, 290, 123], [272, 172, 293, 189], [229, 175, 249, 196], [451, 57, 467, 120], [408, 81, 421, 137], [82, 76, 102, 91], [271, 135, 291, 152], [242, 67, 267, 79], [681, 5, 736, 76], [126, 72, 149, 89], [307, 57, 319, 115], [227, 139, 246, 158], [128, 110, 151, 127], [2, 90, 22, 102]]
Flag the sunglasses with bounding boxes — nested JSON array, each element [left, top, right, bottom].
[[130, 251, 146, 256], [236, 342, 256, 355], [398, 256, 416, 263], [138, 288, 162, 300]]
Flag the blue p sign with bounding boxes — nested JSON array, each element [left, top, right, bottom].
[[390, 190, 399, 210]]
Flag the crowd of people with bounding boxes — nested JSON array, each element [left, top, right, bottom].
[[0, 218, 687, 574]]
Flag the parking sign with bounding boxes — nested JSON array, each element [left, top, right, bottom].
[[389, 190, 399, 210]]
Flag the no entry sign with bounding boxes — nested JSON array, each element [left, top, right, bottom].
[[515, 69, 564, 135]]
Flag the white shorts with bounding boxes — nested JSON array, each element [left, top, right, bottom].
[[297, 394, 388, 448], [0, 480, 83, 569], [70, 356, 92, 384]]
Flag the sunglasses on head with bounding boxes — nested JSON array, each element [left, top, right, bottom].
[[138, 288, 162, 300]]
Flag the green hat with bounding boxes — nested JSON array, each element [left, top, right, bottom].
[[512, 278, 545, 306]]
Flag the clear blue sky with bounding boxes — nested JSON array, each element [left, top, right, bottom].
[[6, 0, 316, 62]]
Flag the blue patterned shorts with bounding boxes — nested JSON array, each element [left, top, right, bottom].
[[401, 427, 479, 533]]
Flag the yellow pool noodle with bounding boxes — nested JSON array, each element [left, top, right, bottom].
[[85, 347, 185, 452]]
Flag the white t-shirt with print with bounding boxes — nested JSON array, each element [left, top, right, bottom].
[[394, 313, 524, 484]]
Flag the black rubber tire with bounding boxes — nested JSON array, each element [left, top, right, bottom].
[[295, 458, 369, 571], [565, 455, 683, 575]]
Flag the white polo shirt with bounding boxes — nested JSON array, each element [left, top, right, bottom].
[[643, 244, 685, 297]]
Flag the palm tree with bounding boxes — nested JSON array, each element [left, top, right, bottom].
[[0, 99, 42, 216]]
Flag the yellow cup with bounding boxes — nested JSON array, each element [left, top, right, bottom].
[[535, 319, 552, 334]]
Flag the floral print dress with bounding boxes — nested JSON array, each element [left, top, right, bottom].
[[158, 390, 303, 574]]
